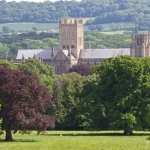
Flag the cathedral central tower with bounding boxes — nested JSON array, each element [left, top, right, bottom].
[[59, 18, 84, 59], [131, 32, 150, 57]]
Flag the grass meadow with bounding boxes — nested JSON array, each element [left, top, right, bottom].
[[0, 22, 128, 34], [0, 131, 150, 150], [0, 23, 58, 32]]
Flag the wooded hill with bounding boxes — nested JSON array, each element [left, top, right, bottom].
[[0, 0, 150, 31]]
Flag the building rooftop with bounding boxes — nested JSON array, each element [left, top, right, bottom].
[[16, 48, 131, 60], [80, 48, 130, 59], [16, 48, 59, 60]]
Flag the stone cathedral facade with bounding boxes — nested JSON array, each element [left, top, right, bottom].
[[16, 18, 150, 74]]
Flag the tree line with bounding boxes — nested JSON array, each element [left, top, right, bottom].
[[1, 56, 150, 141], [55, 56, 150, 135], [0, 0, 150, 31], [0, 31, 131, 58]]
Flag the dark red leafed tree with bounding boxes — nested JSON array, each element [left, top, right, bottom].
[[0, 66, 55, 141]]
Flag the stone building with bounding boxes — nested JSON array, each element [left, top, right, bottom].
[[131, 33, 150, 57], [16, 18, 150, 74], [59, 18, 84, 59]]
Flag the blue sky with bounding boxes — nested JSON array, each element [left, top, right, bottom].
[[6, 0, 81, 2]]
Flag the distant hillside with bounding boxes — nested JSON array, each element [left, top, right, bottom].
[[0, 0, 150, 31]]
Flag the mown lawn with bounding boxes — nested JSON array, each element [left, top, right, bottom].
[[0, 131, 150, 150]]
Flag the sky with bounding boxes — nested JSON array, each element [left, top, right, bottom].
[[6, 0, 81, 2]]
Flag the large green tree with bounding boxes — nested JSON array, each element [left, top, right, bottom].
[[18, 59, 55, 91], [83, 56, 145, 134], [54, 73, 85, 130]]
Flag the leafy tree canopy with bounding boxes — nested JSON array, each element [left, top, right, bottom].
[[18, 59, 55, 91], [54, 73, 85, 130], [0, 66, 55, 141]]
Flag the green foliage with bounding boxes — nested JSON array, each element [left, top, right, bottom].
[[144, 105, 150, 127], [18, 59, 55, 91], [2, 56, 150, 133], [0, 31, 131, 58], [54, 73, 85, 129], [0, 32, 59, 58], [0, 43, 9, 58], [120, 113, 136, 135], [0, 0, 150, 30], [82, 56, 150, 133], [19, 38, 58, 49], [0, 59, 16, 69], [85, 32, 131, 48]]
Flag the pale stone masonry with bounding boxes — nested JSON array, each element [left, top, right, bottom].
[[16, 18, 150, 74], [59, 18, 84, 59], [131, 33, 150, 57]]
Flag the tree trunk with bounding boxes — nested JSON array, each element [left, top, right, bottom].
[[5, 129, 13, 141], [124, 128, 133, 136]]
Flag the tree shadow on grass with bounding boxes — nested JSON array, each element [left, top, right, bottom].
[[0, 139, 38, 143], [42, 132, 150, 137], [146, 136, 150, 141]]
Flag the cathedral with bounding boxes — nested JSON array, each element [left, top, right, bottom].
[[16, 18, 150, 74]]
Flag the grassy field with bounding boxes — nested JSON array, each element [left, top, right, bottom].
[[0, 23, 58, 32], [0, 22, 129, 34], [0, 131, 150, 150]]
